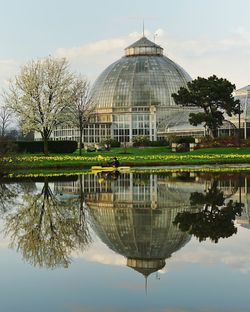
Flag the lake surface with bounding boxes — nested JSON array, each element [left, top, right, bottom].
[[0, 170, 250, 312]]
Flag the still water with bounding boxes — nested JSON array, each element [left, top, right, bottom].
[[0, 171, 250, 312]]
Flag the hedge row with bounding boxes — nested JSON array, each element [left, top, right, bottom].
[[16, 140, 78, 153], [133, 138, 169, 147]]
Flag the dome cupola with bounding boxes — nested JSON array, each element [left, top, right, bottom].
[[125, 36, 163, 56]]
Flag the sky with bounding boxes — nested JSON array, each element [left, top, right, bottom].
[[1, 0, 250, 89]]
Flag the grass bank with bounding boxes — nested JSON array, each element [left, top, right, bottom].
[[6, 146, 250, 175]]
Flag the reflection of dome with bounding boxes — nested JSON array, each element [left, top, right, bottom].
[[85, 173, 197, 277], [89, 206, 190, 276]]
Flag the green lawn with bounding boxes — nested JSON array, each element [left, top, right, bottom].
[[190, 147, 250, 155], [15, 146, 250, 159], [74, 146, 171, 156], [8, 146, 250, 175], [75, 146, 250, 156]]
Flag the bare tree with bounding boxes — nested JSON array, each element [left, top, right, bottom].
[[0, 104, 12, 137], [4, 57, 74, 155], [67, 76, 93, 155]]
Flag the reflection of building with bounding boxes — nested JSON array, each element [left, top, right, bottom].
[[83, 173, 204, 277], [54, 172, 204, 276], [54, 172, 250, 273], [215, 174, 250, 228], [231, 175, 250, 228]]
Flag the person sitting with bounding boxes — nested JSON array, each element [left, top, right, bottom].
[[112, 157, 120, 168]]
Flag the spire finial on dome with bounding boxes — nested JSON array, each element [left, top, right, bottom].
[[145, 275, 148, 296], [142, 19, 145, 37]]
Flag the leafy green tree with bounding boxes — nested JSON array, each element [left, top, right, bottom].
[[172, 75, 240, 138], [173, 180, 243, 243]]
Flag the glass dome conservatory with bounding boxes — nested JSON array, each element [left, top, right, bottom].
[[84, 36, 192, 143], [47, 36, 197, 144], [47, 36, 250, 143]]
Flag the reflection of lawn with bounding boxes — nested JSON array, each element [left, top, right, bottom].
[[11, 146, 250, 173]]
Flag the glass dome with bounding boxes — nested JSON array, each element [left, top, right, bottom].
[[90, 36, 191, 110], [50, 36, 195, 144]]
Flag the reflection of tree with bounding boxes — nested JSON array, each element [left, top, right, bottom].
[[0, 178, 37, 215], [74, 175, 90, 245], [0, 181, 23, 214], [190, 180, 226, 207], [173, 180, 243, 243], [5, 177, 91, 268]]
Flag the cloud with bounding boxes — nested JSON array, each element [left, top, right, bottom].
[[1, 27, 250, 94], [72, 236, 126, 267], [53, 27, 250, 88], [166, 225, 250, 274], [158, 27, 250, 87], [56, 38, 127, 59]]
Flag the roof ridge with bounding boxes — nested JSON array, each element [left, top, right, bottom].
[[125, 36, 162, 49]]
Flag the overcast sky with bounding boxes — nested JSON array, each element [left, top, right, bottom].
[[1, 0, 250, 88]]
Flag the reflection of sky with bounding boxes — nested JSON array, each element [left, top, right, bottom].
[[1, 175, 250, 312], [1, 223, 250, 312]]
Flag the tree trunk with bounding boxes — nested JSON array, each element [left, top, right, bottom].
[[79, 128, 83, 156], [42, 128, 50, 155], [79, 174, 85, 227], [44, 136, 49, 155], [211, 127, 218, 138]]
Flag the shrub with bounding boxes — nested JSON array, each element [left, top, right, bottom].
[[0, 138, 17, 176], [101, 138, 120, 148], [166, 134, 177, 145], [175, 136, 195, 144], [16, 140, 77, 154], [132, 135, 150, 147], [197, 136, 242, 148], [48, 141, 77, 153], [0, 139, 17, 155], [150, 139, 169, 147], [243, 138, 250, 146], [214, 136, 239, 147], [176, 143, 189, 152], [199, 135, 213, 143]]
